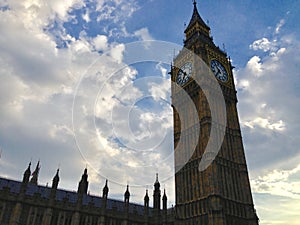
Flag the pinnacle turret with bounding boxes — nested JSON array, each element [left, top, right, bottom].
[[162, 189, 167, 210], [22, 162, 31, 184], [77, 168, 89, 194], [124, 185, 130, 203], [30, 161, 40, 185], [154, 173, 160, 190], [144, 189, 149, 207], [153, 173, 161, 210], [52, 169, 60, 189], [102, 180, 109, 199]]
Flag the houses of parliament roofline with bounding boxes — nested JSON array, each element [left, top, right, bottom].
[[0, 161, 174, 225]]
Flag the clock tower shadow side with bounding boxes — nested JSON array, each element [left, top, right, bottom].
[[171, 2, 259, 225]]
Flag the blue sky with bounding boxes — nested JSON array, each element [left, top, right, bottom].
[[0, 0, 300, 224]]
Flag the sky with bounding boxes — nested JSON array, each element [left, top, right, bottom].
[[0, 0, 300, 224]]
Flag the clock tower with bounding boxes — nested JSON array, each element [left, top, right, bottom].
[[171, 1, 259, 225]]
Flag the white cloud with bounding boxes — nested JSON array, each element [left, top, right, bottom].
[[242, 30, 300, 222], [236, 21, 300, 189], [245, 55, 263, 75], [155, 62, 168, 78], [243, 117, 285, 131], [250, 37, 278, 52], [149, 78, 170, 102], [82, 9, 90, 23], [236, 78, 250, 90], [251, 164, 300, 199], [275, 19, 285, 34], [0, 0, 168, 202], [92, 35, 108, 51], [95, 0, 139, 37], [109, 43, 125, 63], [134, 27, 153, 41]]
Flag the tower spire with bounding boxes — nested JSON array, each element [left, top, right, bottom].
[[144, 189, 149, 207], [162, 189, 167, 210], [185, 0, 210, 40], [52, 168, 60, 189], [77, 168, 89, 194], [22, 162, 31, 184], [102, 179, 109, 199], [124, 185, 130, 204], [153, 173, 161, 210], [30, 161, 40, 185]]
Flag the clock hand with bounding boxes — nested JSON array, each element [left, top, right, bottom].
[[215, 68, 221, 76]]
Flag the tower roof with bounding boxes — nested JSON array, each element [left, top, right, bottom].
[[185, 1, 210, 34], [144, 189, 149, 201], [162, 189, 167, 200]]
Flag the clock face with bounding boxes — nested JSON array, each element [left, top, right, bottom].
[[176, 62, 192, 86], [210, 60, 228, 82]]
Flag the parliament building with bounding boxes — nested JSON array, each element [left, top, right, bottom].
[[0, 2, 259, 225]]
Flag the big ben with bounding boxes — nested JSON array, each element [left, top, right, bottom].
[[171, 1, 259, 225]]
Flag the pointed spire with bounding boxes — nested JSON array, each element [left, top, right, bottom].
[[154, 173, 160, 190], [163, 189, 167, 210], [185, 0, 210, 38], [163, 189, 167, 199], [30, 161, 40, 185], [22, 162, 31, 184], [102, 179, 109, 199], [144, 189, 149, 207], [52, 169, 60, 189], [153, 174, 161, 210], [78, 168, 89, 194], [124, 185, 130, 203]]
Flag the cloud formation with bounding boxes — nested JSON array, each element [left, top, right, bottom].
[[235, 17, 300, 225], [0, 2, 299, 219], [0, 0, 178, 205]]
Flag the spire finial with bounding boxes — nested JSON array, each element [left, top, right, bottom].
[[193, 0, 197, 6]]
